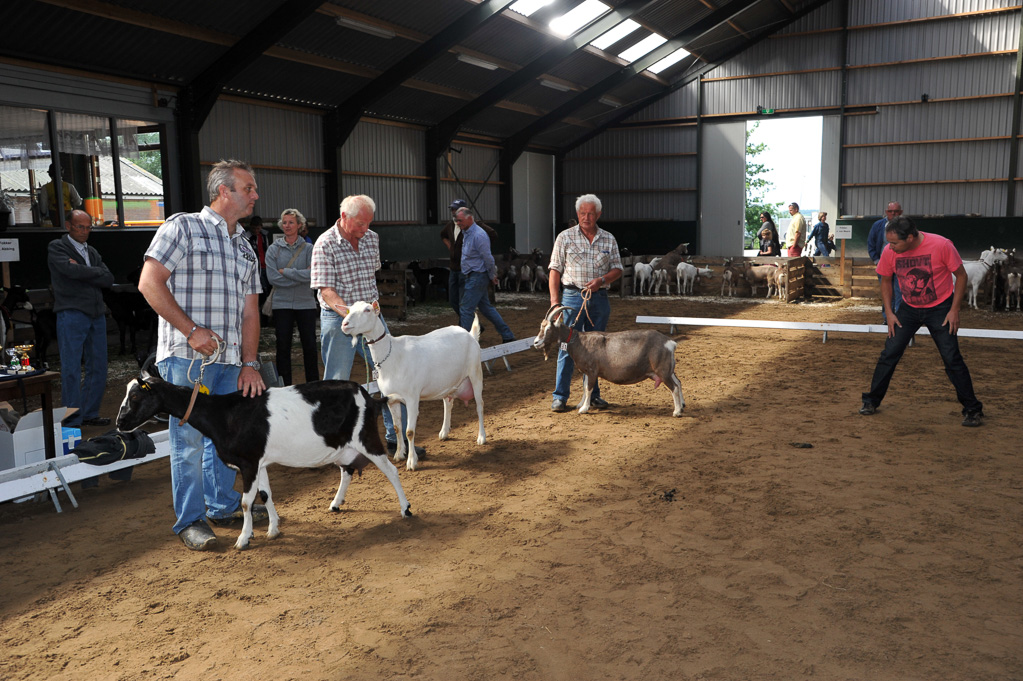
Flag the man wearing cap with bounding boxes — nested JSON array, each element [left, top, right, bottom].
[[440, 199, 500, 319]]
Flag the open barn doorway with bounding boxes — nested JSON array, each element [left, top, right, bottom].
[[744, 116, 825, 255]]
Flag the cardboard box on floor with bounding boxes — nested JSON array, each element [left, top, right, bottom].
[[0, 404, 68, 471]]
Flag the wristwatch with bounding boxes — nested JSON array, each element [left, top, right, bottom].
[[242, 360, 261, 370]]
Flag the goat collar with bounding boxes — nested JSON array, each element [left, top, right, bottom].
[[365, 329, 388, 345]]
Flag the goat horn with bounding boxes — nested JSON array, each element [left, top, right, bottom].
[[546, 305, 571, 323]]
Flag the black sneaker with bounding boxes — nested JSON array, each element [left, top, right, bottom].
[[178, 520, 217, 551], [961, 411, 983, 427], [859, 401, 876, 415], [208, 504, 270, 527]]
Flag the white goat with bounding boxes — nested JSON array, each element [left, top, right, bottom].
[[676, 262, 714, 295], [1007, 271, 1021, 310], [651, 268, 670, 295], [633, 262, 653, 295], [962, 247, 1009, 309], [776, 268, 789, 300], [341, 301, 485, 471]]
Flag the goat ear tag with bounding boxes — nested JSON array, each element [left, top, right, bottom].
[[198, 383, 210, 395], [560, 342, 568, 352]]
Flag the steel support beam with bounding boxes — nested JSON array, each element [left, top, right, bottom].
[[503, 0, 763, 166], [429, 0, 659, 155], [332, 0, 517, 148], [175, 0, 324, 210], [558, 0, 833, 157]]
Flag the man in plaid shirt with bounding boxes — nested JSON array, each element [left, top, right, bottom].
[[310, 194, 418, 457], [138, 160, 268, 551], [547, 194, 623, 413]]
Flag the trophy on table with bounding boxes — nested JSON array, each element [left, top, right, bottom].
[[5, 344, 34, 373]]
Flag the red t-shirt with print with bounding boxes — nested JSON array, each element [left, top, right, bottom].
[[876, 231, 963, 308]]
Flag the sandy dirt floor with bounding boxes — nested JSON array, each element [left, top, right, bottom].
[[1, 291, 1021, 681]]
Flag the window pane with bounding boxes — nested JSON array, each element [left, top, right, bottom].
[[0, 105, 51, 226], [112, 123, 165, 226]]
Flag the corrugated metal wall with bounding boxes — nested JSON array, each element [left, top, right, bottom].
[[200, 99, 328, 225], [563, 81, 699, 221], [341, 120, 426, 224], [563, 0, 1023, 220], [437, 142, 501, 222]]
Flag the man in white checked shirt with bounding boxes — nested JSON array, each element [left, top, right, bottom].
[[139, 160, 269, 551], [547, 193, 623, 413], [310, 194, 420, 459]]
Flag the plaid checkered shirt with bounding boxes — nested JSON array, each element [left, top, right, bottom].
[[310, 223, 381, 312], [548, 225, 623, 288], [145, 206, 261, 365]]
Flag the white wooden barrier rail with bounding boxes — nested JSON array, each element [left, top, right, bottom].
[[635, 316, 1023, 343], [1, 339, 540, 512]]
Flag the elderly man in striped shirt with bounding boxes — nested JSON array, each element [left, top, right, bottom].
[[547, 193, 623, 413], [310, 194, 420, 459]]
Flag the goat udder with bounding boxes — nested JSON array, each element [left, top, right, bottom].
[[649, 374, 664, 389], [454, 377, 474, 404]]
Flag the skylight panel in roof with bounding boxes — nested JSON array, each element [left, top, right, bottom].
[[617, 33, 667, 63], [589, 19, 640, 50], [508, 0, 554, 17], [549, 1, 610, 37], [647, 47, 690, 74]]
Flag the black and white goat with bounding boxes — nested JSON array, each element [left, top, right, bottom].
[[116, 371, 412, 550], [532, 306, 685, 417]]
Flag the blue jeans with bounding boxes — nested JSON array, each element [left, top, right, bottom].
[[459, 271, 514, 340], [877, 273, 903, 322], [447, 269, 465, 318], [158, 357, 243, 535], [57, 309, 107, 425], [320, 309, 407, 443], [553, 288, 611, 403], [862, 296, 983, 415]]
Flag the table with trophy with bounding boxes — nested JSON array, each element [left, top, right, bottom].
[[0, 343, 60, 461]]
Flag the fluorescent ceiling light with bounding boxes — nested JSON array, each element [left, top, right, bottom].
[[598, 95, 623, 108], [550, 0, 610, 37], [590, 19, 640, 50], [618, 33, 667, 62], [457, 54, 500, 71], [508, 0, 553, 17], [336, 16, 395, 39], [647, 47, 690, 74], [539, 78, 572, 92]]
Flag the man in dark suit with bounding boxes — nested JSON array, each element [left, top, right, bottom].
[[47, 209, 114, 429]]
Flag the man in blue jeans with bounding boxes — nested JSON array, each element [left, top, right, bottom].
[[310, 194, 422, 460], [547, 194, 623, 412], [455, 207, 515, 342], [868, 201, 903, 321], [139, 160, 269, 551], [49, 209, 132, 486]]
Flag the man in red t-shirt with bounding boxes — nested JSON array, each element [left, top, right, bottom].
[[859, 216, 983, 426]]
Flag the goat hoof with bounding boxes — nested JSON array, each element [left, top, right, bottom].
[[267, 529, 281, 540], [234, 540, 250, 551], [329, 505, 343, 513], [403, 506, 413, 518]]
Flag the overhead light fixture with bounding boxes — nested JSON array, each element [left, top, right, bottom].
[[508, 0, 554, 17], [457, 53, 500, 71], [647, 47, 690, 74], [590, 19, 640, 51], [598, 96, 623, 108], [549, 0, 610, 37], [335, 16, 396, 39], [539, 78, 572, 92], [618, 33, 667, 62]]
